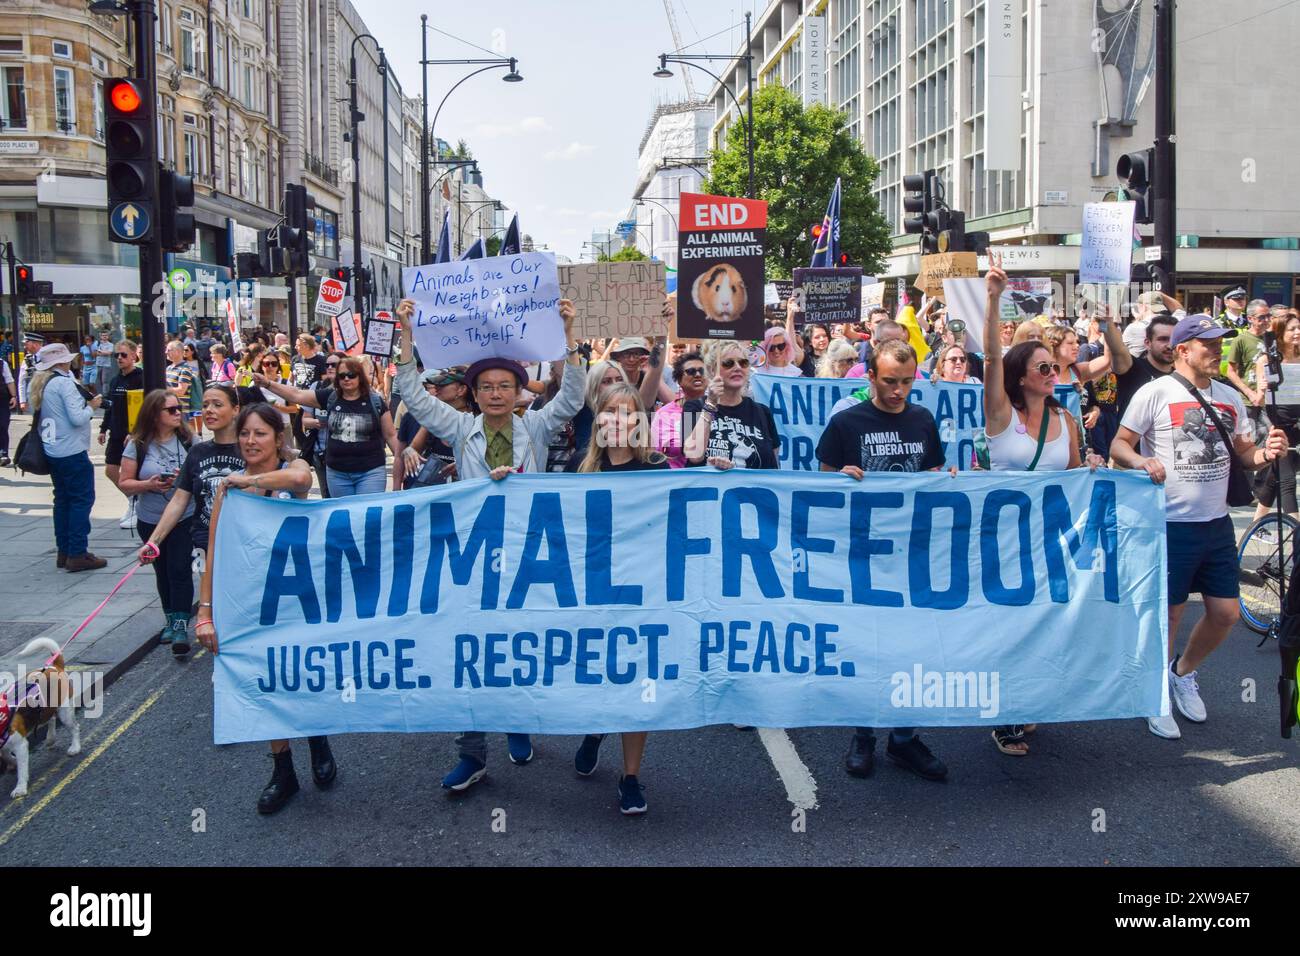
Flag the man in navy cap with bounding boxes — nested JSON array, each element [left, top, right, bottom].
[[392, 296, 586, 792], [16, 331, 45, 411], [1112, 315, 1289, 740]]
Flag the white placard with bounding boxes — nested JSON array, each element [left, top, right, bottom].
[[941, 278, 989, 346], [984, 0, 1023, 171], [1079, 202, 1137, 286], [364, 315, 396, 359]]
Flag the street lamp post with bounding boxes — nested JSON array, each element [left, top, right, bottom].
[[349, 32, 384, 319], [637, 197, 679, 232], [457, 200, 503, 251], [418, 17, 522, 262], [653, 10, 754, 198]]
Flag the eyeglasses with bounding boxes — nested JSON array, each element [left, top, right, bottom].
[[325, 363, 340, 369], [476, 383, 516, 394], [162, 405, 182, 414], [336, 371, 359, 381], [945, 355, 968, 364], [721, 358, 750, 370], [681, 366, 705, 377], [1033, 362, 1061, 376], [116, 352, 131, 358], [768, 342, 787, 352]]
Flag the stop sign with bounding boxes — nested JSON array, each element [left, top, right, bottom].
[[317, 277, 345, 315]]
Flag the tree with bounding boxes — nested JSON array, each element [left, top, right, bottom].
[[485, 235, 503, 256], [703, 85, 892, 279], [448, 139, 474, 161], [598, 245, 648, 262]]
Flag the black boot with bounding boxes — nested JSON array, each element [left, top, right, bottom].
[[307, 735, 337, 788], [257, 748, 300, 814]]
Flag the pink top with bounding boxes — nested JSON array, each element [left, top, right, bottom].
[[652, 399, 688, 468]]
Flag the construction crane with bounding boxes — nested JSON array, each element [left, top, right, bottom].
[[662, 0, 697, 99]]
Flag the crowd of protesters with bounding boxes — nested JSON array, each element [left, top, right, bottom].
[[6, 273, 1295, 818]]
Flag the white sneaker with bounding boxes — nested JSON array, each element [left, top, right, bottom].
[[1169, 661, 1207, 722], [118, 499, 136, 530], [1147, 714, 1181, 739]]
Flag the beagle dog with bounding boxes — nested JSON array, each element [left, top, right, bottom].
[[0, 638, 81, 798], [692, 263, 748, 324]]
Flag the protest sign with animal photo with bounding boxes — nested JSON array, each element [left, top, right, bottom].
[[675, 192, 767, 342]]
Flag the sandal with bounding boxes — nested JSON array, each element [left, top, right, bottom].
[[992, 725, 1029, 756]]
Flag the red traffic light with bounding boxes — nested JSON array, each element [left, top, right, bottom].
[[839, 253, 849, 266], [16, 266, 29, 280], [109, 80, 143, 113], [810, 224, 823, 239]]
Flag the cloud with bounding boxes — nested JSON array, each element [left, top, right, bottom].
[[468, 115, 551, 138], [543, 141, 595, 161]]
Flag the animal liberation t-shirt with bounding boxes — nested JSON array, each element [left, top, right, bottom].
[[177, 440, 245, 550], [314, 386, 387, 473], [816, 400, 945, 473], [1119, 375, 1251, 522], [681, 397, 780, 469]]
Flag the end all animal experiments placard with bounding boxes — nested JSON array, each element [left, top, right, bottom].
[[402, 251, 566, 367], [556, 260, 667, 340], [749, 374, 1081, 473], [675, 192, 767, 342], [211, 470, 1168, 743], [792, 267, 863, 325]]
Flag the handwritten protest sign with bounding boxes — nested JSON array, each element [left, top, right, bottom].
[[555, 260, 666, 340], [402, 252, 565, 367], [332, 305, 363, 356], [861, 281, 886, 310], [364, 312, 395, 360], [916, 252, 978, 297], [212, 469, 1167, 742], [793, 267, 863, 325], [1079, 201, 1136, 285]]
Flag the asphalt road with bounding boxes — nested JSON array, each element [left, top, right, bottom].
[[0, 602, 1295, 867]]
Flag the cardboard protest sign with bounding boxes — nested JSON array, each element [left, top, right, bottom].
[[555, 260, 667, 340], [316, 277, 346, 317], [402, 252, 566, 367], [793, 267, 863, 325], [861, 281, 886, 310], [1079, 201, 1136, 285], [675, 192, 767, 342], [332, 304, 363, 356], [915, 252, 978, 297], [364, 310, 396, 360]]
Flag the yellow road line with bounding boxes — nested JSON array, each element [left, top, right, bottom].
[[0, 650, 204, 849]]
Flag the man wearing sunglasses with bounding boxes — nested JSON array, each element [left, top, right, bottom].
[[98, 339, 145, 529], [1113, 315, 1289, 740]]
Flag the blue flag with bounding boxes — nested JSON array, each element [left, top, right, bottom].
[[458, 238, 485, 261], [501, 213, 522, 255], [809, 177, 841, 268], [433, 209, 452, 264]]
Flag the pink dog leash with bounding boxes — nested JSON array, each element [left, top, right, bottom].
[[46, 543, 160, 665]]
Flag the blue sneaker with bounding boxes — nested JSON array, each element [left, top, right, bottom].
[[441, 756, 486, 791], [506, 733, 533, 765], [157, 621, 174, 645], [618, 775, 647, 815], [574, 734, 604, 777]]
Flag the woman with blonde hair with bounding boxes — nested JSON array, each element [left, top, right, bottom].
[[1011, 321, 1043, 347], [683, 339, 780, 469], [570, 382, 668, 813], [816, 339, 859, 378], [566, 359, 628, 467]]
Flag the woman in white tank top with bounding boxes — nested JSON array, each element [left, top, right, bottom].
[[982, 255, 1104, 755]]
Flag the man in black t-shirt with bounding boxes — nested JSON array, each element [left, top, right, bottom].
[[291, 333, 329, 451], [815, 338, 950, 784], [1113, 311, 1177, 420]]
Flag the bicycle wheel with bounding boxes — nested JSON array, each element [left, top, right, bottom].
[[1237, 513, 1300, 635]]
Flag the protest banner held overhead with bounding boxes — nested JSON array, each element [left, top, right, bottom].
[[1079, 201, 1137, 286], [792, 267, 863, 325], [556, 260, 667, 340], [402, 251, 567, 368], [675, 192, 767, 342], [211, 469, 1168, 743]]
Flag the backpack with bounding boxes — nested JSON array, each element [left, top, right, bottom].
[[14, 407, 50, 476]]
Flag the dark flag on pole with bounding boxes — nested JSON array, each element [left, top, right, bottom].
[[501, 213, 522, 255], [809, 177, 842, 268], [434, 209, 452, 264], [459, 238, 485, 261]]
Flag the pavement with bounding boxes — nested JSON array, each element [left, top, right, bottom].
[[1, 412, 1297, 865]]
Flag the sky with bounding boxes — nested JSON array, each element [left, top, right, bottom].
[[354, 0, 763, 262]]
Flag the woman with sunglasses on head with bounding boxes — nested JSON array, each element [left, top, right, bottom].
[[930, 343, 982, 385], [570, 383, 669, 814], [119, 389, 196, 655], [683, 340, 781, 470], [653, 350, 708, 467], [194, 404, 326, 815], [983, 253, 1102, 756], [256, 355, 403, 497]]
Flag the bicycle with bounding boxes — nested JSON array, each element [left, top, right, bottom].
[[1237, 511, 1299, 637]]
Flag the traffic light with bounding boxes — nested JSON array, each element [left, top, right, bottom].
[[838, 252, 850, 267], [1116, 148, 1155, 225], [158, 167, 196, 252], [355, 265, 372, 304], [809, 224, 823, 242], [903, 170, 939, 255], [284, 183, 316, 273], [104, 78, 154, 245], [14, 264, 33, 300], [331, 266, 352, 286]]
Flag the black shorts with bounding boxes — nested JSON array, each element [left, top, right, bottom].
[[104, 431, 126, 466]]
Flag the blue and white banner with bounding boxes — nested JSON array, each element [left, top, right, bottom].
[[750, 373, 1083, 472], [211, 470, 1168, 744]]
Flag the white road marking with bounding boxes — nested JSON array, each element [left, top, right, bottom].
[[757, 727, 818, 810]]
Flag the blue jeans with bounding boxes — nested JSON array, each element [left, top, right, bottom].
[[49, 451, 95, 557], [324, 465, 387, 497]]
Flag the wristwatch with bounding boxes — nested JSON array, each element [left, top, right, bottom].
[[702, 402, 719, 416]]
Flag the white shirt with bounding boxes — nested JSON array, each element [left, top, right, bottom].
[[1119, 375, 1250, 522], [762, 363, 803, 377]]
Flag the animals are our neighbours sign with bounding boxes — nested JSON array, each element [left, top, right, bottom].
[[675, 192, 767, 343]]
